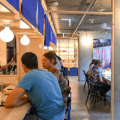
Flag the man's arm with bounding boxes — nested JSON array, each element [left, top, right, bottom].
[[0, 59, 13, 71], [5, 87, 28, 108], [99, 77, 103, 82]]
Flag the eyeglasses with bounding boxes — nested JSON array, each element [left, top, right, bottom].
[[41, 59, 48, 63]]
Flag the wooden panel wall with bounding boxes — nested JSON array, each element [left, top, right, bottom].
[[16, 35, 44, 80], [0, 39, 7, 65]]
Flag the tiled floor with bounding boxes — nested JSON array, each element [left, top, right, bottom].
[[68, 76, 111, 120]]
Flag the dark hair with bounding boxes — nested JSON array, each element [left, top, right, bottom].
[[43, 52, 57, 65], [56, 55, 62, 61], [21, 52, 38, 69], [94, 60, 99, 65], [92, 59, 95, 64]]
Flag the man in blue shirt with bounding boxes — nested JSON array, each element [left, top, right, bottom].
[[5, 52, 65, 120]]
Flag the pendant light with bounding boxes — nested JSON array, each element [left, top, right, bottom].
[[0, 25, 14, 42], [20, 34, 30, 45]]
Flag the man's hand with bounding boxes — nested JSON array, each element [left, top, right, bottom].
[[5, 87, 28, 108]]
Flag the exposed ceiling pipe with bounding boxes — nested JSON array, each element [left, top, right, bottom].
[[71, 0, 96, 38], [45, 10, 112, 15]]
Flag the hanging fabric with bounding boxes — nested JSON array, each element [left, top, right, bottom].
[[7, 0, 20, 12], [38, 0, 44, 35], [44, 15, 50, 46], [21, 0, 37, 27]]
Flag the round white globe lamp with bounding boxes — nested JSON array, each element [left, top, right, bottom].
[[0, 25, 14, 42], [20, 34, 30, 46]]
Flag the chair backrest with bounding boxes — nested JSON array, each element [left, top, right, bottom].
[[67, 92, 71, 107], [83, 70, 86, 75], [83, 70, 88, 81], [64, 76, 69, 86], [61, 67, 68, 77], [66, 92, 71, 120], [91, 68, 99, 83]]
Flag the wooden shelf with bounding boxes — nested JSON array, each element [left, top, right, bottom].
[[56, 39, 78, 68]]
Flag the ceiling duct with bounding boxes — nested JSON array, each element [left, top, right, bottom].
[[71, 0, 96, 38]]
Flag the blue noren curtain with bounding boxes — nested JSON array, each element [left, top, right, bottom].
[[21, 0, 37, 27], [38, 0, 44, 35], [7, 0, 20, 12]]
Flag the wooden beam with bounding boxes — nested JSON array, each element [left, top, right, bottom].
[[45, 10, 113, 15], [57, 37, 78, 40], [16, 34, 44, 38], [111, 0, 114, 119], [0, 0, 19, 14], [0, 12, 18, 20], [0, 26, 31, 31], [19, 13, 35, 30], [0, 20, 20, 28]]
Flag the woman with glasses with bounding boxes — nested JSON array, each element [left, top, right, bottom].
[[42, 51, 71, 107]]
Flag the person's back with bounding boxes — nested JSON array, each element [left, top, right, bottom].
[[17, 69, 65, 120], [88, 64, 94, 75], [92, 66, 100, 82]]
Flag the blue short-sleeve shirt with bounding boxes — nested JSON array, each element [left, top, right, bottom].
[[92, 66, 102, 80], [17, 69, 65, 120]]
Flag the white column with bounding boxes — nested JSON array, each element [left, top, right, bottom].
[[78, 31, 93, 81]]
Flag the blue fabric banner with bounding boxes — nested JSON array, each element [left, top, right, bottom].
[[50, 25, 52, 42], [44, 15, 56, 46], [7, 0, 20, 12], [51, 30, 57, 45], [21, 0, 37, 27], [44, 15, 50, 46], [38, 0, 44, 35]]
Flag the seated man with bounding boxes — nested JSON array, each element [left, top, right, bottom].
[[5, 52, 65, 120], [92, 60, 111, 98]]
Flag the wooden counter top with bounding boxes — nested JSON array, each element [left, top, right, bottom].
[[0, 85, 30, 120], [0, 103, 30, 120]]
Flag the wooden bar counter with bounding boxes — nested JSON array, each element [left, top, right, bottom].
[[0, 85, 30, 120], [0, 103, 30, 120]]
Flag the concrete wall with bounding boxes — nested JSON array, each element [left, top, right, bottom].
[[78, 31, 111, 81], [78, 31, 93, 81]]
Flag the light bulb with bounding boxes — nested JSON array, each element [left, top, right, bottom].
[[0, 26, 14, 42], [53, 2, 59, 6], [20, 34, 30, 45], [49, 46, 53, 50], [44, 46, 48, 49]]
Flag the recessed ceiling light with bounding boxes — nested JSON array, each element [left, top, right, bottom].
[[98, 0, 105, 12], [89, 19, 94, 23], [98, 7, 105, 12], [61, 18, 71, 27], [53, 2, 59, 6]]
